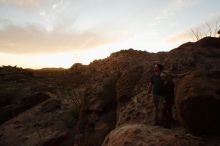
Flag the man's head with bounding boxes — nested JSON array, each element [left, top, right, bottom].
[[160, 72, 167, 80], [154, 64, 163, 74]]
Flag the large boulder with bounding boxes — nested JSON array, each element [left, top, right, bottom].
[[102, 124, 204, 146], [176, 70, 220, 135], [116, 91, 155, 126], [0, 91, 51, 125]]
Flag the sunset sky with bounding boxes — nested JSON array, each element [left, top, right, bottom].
[[0, 0, 219, 69]]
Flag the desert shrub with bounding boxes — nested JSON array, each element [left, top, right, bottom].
[[66, 106, 80, 128], [64, 88, 84, 129]]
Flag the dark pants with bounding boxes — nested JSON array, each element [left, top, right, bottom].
[[153, 95, 174, 127], [153, 95, 165, 124]]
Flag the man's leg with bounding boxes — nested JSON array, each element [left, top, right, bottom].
[[153, 95, 159, 125], [161, 100, 168, 127], [167, 101, 174, 126]]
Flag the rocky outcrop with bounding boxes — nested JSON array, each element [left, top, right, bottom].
[[166, 37, 220, 74], [176, 70, 220, 135], [0, 66, 33, 81]]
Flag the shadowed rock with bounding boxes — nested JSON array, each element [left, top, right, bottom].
[[176, 70, 220, 135]]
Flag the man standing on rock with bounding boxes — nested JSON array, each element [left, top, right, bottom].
[[148, 64, 165, 125]]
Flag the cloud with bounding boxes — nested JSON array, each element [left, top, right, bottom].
[[0, 0, 44, 7], [0, 18, 12, 28], [0, 0, 73, 11], [155, 8, 175, 21], [3, 0, 43, 7], [166, 30, 192, 44], [208, 12, 220, 19], [152, 0, 198, 25], [0, 24, 121, 54]]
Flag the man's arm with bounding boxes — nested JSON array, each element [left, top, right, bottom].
[[171, 71, 191, 78], [147, 81, 152, 95]]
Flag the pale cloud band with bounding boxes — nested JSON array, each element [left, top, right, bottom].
[[0, 0, 44, 7], [0, 23, 121, 54]]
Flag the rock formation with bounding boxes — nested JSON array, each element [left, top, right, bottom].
[[0, 37, 220, 146]]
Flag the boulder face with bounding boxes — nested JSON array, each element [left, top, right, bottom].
[[175, 70, 220, 135], [102, 124, 204, 146]]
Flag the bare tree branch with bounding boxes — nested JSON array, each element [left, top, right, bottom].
[[191, 21, 220, 40]]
